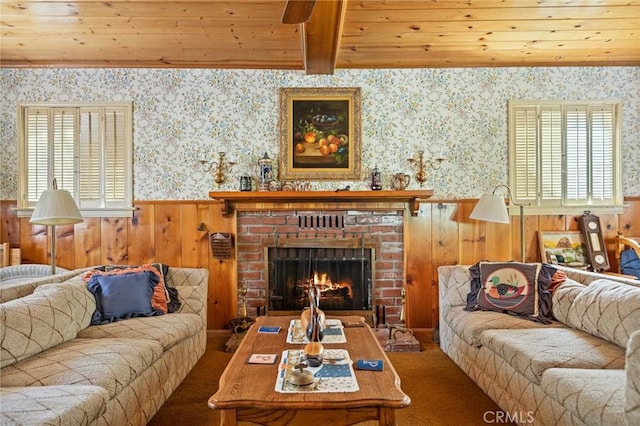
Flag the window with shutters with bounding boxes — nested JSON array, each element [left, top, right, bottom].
[[17, 102, 133, 217], [508, 100, 622, 214]]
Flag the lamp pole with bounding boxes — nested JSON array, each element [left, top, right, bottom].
[[495, 184, 525, 263]]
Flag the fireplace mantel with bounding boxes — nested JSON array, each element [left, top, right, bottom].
[[208, 189, 433, 216]]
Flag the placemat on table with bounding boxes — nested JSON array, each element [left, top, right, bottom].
[[275, 349, 359, 393], [286, 319, 346, 344]]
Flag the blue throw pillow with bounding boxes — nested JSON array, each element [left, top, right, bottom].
[[621, 248, 640, 280], [87, 271, 162, 324]]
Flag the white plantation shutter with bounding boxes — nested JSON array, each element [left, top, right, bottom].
[[104, 108, 127, 206], [512, 106, 537, 203], [52, 108, 77, 196], [18, 102, 133, 217], [78, 108, 101, 206], [539, 107, 562, 204], [565, 107, 589, 204], [509, 101, 621, 212], [590, 105, 615, 203], [23, 108, 49, 206]]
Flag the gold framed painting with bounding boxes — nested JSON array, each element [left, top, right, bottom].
[[279, 87, 362, 181], [538, 231, 589, 267]]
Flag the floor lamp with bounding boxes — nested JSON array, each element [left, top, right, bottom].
[[30, 179, 83, 275], [470, 184, 526, 263]]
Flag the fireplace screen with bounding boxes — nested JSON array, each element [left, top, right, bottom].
[[267, 246, 372, 312]]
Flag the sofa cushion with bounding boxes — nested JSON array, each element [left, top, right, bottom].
[[466, 261, 556, 323], [0, 385, 108, 426], [0, 280, 95, 368], [87, 271, 163, 324], [76, 313, 202, 350], [481, 328, 626, 384], [565, 279, 640, 348], [541, 368, 626, 426], [444, 305, 566, 347], [0, 338, 163, 399]]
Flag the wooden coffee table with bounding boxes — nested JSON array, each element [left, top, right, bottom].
[[208, 315, 410, 425]]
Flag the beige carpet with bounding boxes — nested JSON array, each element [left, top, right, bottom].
[[148, 331, 511, 425]]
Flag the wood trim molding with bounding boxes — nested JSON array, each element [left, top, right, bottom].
[[208, 190, 433, 216]]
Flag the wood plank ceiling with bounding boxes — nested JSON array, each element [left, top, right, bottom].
[[1, 0, 638, 74]]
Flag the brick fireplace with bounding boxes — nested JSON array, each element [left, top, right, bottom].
[[236, 208, 406, 324]]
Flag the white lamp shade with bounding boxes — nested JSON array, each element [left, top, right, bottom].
[[469, 194, 510, 224], [30, 189, 83, 225]]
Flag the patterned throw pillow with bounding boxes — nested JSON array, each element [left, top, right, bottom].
[[465, 261, 557, 323], [86, 271, 163, 324]]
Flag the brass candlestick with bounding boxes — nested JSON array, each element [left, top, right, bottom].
[[407, 150, 445, 187], [239, 283, 248, 319], [230, 282, 253, 334], [201, 151, 236, 186], [399, 286, 407, 326]]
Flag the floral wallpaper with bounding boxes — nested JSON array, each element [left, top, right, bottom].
[[1, 67, 638, 200]]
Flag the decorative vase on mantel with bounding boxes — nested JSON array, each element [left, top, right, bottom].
[[257, 151, 273, 192]]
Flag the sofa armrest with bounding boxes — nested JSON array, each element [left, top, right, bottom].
[[165, 268, 208, 317], [438, 265, 472, 309], [627, 330, 640, 424], [554, 264, 640, 287], [0, 268, 89, 304]]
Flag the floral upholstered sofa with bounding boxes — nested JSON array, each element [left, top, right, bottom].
[[439, 263, 640, 425], [0, 266, 208, 425]]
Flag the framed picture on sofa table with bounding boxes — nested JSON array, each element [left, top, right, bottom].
[[538, 231, 588, 268], [278, 87, 362, 181]]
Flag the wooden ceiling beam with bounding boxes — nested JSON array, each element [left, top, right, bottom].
[[302, 0, 346, 75]]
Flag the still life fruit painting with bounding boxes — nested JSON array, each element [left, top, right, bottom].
[[291, 101, 350, 169]]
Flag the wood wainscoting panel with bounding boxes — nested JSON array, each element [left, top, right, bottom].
[[75, 218, 102, 268], [127, 204, 156, 265], [405, 204, 432, 328], [620, 198, 640, 236], [56, 223, 76, 271], [20, 217, 47, 265], [179, 204, 203, 268], [1, 200, 20, 247], [206, 202, 237, 330], [154, 204, 182, 266], [457, 200, 485, 264], [101, 217, 128, 265]]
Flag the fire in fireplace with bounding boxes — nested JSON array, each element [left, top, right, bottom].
[[266, 239, 373, 313]]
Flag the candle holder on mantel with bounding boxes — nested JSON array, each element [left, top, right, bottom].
[[201, 151, 236, 187], [407, 150, 445, 187]]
